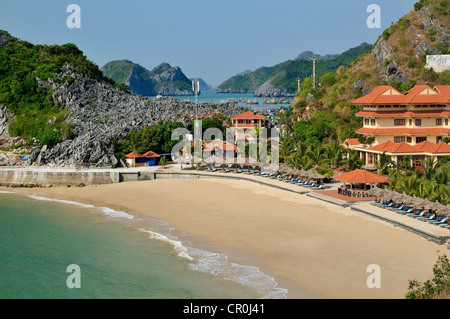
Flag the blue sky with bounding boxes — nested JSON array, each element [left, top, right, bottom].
[[0, 0, 417, 86]]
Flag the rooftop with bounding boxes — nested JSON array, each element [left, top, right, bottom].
[[231, 111, 268, 120], [352, 85, 450, 106]]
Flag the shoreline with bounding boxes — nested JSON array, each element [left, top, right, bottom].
[[6, 176, 450, 299]]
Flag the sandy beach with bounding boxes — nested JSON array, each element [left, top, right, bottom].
[[14, 177, 449, 299]]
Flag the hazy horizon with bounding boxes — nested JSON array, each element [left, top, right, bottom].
[[0, 0, 417, 86]]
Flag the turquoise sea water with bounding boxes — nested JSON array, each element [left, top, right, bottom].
[[0, 191, 287, 299]]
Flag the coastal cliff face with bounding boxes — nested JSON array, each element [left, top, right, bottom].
[[27, 65, 244, 168], [101, 60, 193, 96]]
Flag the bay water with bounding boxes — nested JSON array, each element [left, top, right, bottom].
[[0, 191, 287, 299]]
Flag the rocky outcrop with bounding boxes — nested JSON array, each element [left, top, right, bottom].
[[29, 65, 244, 168], [0, 104, 11, 137], [0, 30, 11, 48], [101, 60, 193, 96], [372, 40, 410, 84], [253, 71, 295, 97]]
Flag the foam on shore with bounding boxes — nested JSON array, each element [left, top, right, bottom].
[[24, 192, 287, 299]]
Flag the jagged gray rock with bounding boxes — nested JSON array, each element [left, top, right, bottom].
[[0, 104, 11, 137], [32, 65, 245, 168], [253, 71, 295, 97]]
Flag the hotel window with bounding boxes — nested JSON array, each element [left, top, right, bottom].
[[394, 136, 405, 143], [415, 119, 422, 126], [365, 119, 369, 125], [371, 119, 376, 126], [238, 120, 244, 124], [436, 119, 442, 126], [409, 119, 412, 126], [407, 137, 412, 143], [416, 137, 427, 143], [446, 119, 449, 126], [394, 119, 405, 126]]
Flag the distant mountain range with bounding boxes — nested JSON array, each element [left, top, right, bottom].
[[216, 43, 373, 97], [101, 60, 191, 96]]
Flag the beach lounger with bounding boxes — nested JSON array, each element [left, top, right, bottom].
[[439, 223, 450, 228], [429, 217, 447, 225], [388, 203, 403, 211], [311, 184, 324, 190], [305, 182, 316, 188], [380, 202, 393, 208], [398, 207, 413, 214], [389, 204, 404, 211], [417, 213, 435, 222], [410, 211, 425, 218]]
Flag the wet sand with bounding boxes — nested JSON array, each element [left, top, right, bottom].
[[15, 178, 447, 299]]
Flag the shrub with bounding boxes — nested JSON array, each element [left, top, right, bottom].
[[406, 253, 450, 299], [38, 129, 62, 148]]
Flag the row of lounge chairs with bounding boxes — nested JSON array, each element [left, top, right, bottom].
[[371, 199, 449, 229], [202, 166, 325, 190], [250, 171, 325, 190]]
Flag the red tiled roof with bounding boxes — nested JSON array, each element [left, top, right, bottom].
[[142, 150, 160, 158], [203, 140, 238, 152], [356, 110, 450, 117], [368, 140, 422, 153], [125, 152, 143, 158], [364, 140, 450, 154], [352, 85, 450, 105], [415, 140, 450, 153], [356, 127, 450, 135], [344, 138, 360, 145], [231, 111, 268, 120], [334, 169, 388, 184]]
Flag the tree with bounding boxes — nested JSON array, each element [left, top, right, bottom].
[[324, 140, 345, 168], [406, 253, 450, 299], [377, 152, 394, 174], [345, 150, 363, 171], [127, 131, 142, 167], [423, 156, 437, 180], [159, 156, 167, 168]]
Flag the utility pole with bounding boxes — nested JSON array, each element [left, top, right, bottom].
[[312, 57, 317, 90], [192, 78, 200, 117]]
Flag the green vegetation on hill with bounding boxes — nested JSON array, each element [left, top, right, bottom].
[[217, 43, 372, 94], [269, 43, 373, 93], [0, 31, 118, 141], [217, 62, 288, 92], [101, 60, 137, 84]]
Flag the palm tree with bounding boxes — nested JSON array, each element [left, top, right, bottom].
[[377, 152, 395, 175], [299, 155, 314, 170], [345, 150, 363, 171], [127, 131, 142, 167], [324, 140, 345, 169], [433, 165, 450, 185], [423, 156, 437, 180], [280, 139, 296, 165], [306, 145, 326, 166]]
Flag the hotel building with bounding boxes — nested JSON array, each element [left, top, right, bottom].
[[345, 85, 450, 168]]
